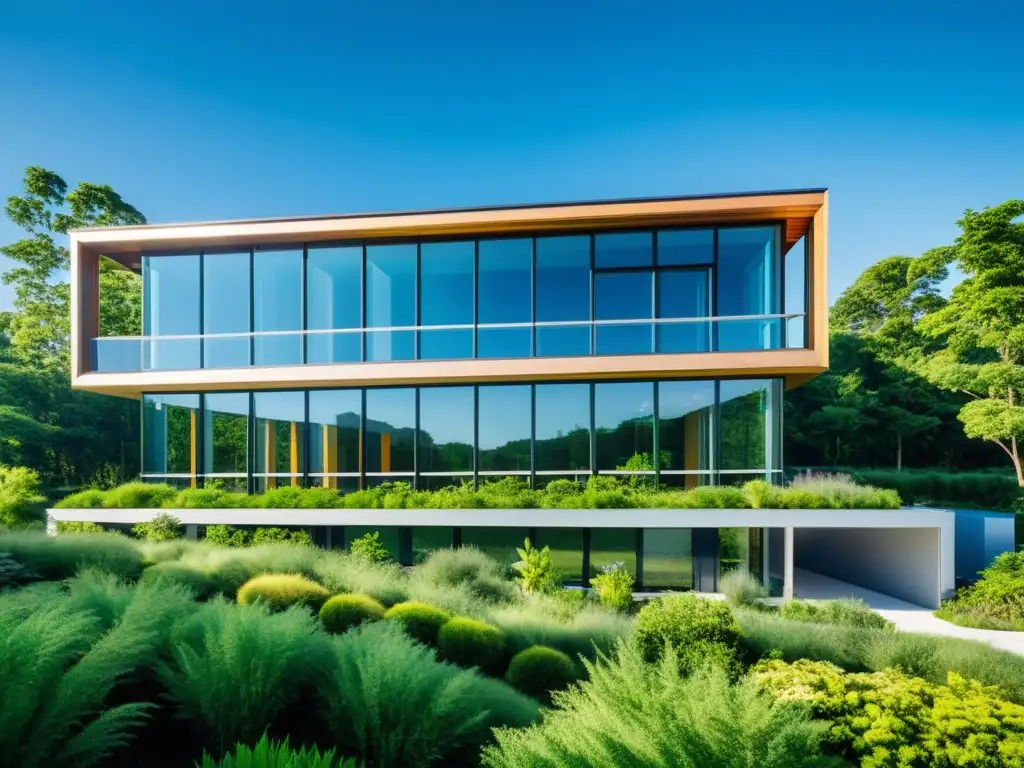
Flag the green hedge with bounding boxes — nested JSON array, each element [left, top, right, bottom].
[[506, 645, 577, 702], [319, 594, 386, 634], [936, 550, 1024, 630], [635, 594, 743, 676], [55, 475, 902, 512], [437, 616, 507, 673], [236, 573, 331, 611], [384, 601, 451, 645]]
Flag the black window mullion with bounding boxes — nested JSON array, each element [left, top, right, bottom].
[[589, 234, 596, 355], [529, 384, 536, 489], [302, 389, 310, 488], [248, 248, 255, 366], [713, 379, 721, 486], [359, 388, 367, 490], [197, 394, 206, 488], [473, 386, 479, 489], [652, 382, 660, 486], [360, 246, 367, 362], [413, 387, 420, 490], [712, 229, 719, 352], [589, 382, 596, 478], [247, 391, 255, 495]]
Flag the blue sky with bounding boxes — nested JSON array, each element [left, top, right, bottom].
[[1, 0, 1022, 312]]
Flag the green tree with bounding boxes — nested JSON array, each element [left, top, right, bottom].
[[919, 200, 1024, 486]]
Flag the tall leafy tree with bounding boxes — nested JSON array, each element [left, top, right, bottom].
[[919, 200, 1024, 486]]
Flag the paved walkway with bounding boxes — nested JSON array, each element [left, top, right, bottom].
[[794, 569, 1024, 656]]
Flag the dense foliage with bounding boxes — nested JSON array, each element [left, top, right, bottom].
[[505, 646, 577, 702], [634, 593, 743, 674], [778, 598, 895, 631], [319, 594, 386, 634], [198, 735, 360, 768], [384, 601, 451, 645], [236, 574, 331, 612], [589, 561, 635, 612], [936, 550, 1024, 630]]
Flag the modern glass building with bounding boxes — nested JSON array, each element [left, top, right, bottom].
[[69, 189, 830, 591]]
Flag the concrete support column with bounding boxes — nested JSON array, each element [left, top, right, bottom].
[[185, 524, 199, 541], [783, 525, 794, 600]]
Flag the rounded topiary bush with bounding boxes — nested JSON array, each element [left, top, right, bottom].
[[506, 645, 577, 701], [237, 573, 330, 611], [384, 601, 451, 645], [437, 616, 506, 673], [319, 593, 386, 634], [635, 594, 742, 675], [141, 561, 218, 600]]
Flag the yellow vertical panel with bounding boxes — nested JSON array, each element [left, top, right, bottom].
[[189, 409, 198, 489], [323, 425, 338, 490], [264, 421, 277, 490], [381, 432, 391, 473], [683, 412, 699, 490], [290, 422, 300, 487]]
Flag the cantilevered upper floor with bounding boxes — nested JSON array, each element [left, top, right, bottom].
[[70, 189, 828, 396]]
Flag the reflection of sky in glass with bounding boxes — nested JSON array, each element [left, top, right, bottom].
[[419, 386, 473, 448], [478, 385, 530, 451], [253, 250, 301, 332], [595, 231, 652, 268], [658, 380, 715, 420], [366, 245, 416, 328], [307, 246, 361, 330], [595, 382, 652, 427], [535, 384, 590, 439], [536, 235, 589, 322], [253, 390, 304, 422], [479, 238, 531, 323], [421, 241, 473, 326], [657, 229, 713, 266], [204, 252, 249, 333], [143, 254, 199, 336]]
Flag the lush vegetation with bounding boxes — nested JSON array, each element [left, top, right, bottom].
[[55, 474, 902, 512], [2, 529, 1024, 766], [936, 550, 1024, 630]]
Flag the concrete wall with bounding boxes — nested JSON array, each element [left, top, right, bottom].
[[954, 509, 1016, 582], [794, 526, 943, 609]]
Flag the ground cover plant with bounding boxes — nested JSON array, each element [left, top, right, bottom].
[[936, 550, 1024, 630]]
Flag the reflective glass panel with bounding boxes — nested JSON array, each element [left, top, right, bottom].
[[535, 528, 583, 582], [419, 329, 472, 360], [364, 388, 415, 473], [717, 227, 780, 351], [477, 327, 531, 358], [142, 394, 199, 476], [657, 228, 713, 266], [203, 252, 251, 367], [203, 393, 249, 477], [719, 379, 771, 471], [719, 527, 750, 579], [366, 244, 416, 329], [595, 382, 654, 471], [536, 236, 590, 322], [657, 269, 711, 353], [253, 249, 302, 366], [419, 387, 474, 474], [254, 391, 304, 490], [345, 526, 400, 559], [420, 241, 473, 326], [785, 236, 807, 348], [366, 330, 414, 361], [143, 254, 200, 369], [590, 528, 637, 581], [307, 246, 362, 363], [461, 527, 528, 566], [308, 389, 362, 483], [478, 385, 531, 472], [595, 271, 653, 355], [535, 383, 590, 472], [478, 238, 531, 324], [412, 527, 454, 562], [595, 231, 652, 268], [536, 326, 590, 357], [658, 380, 714, 484], [643, 528, 693, 589]]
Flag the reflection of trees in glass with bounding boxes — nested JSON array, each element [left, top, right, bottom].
[[720, 390, 765, 470], [535, 427, 590, 471], [364, 416, 415, 472], [479, 437, 531, 472], [165, 406, 193, 473], [718, 527, 748, 575], [595, 417, 654, 471], [211, 414, 247, 473], [418, 428, 473, 472]]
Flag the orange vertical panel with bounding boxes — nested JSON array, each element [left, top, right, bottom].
[[290, 422, 300, 487], [381, 432, 391, 473]]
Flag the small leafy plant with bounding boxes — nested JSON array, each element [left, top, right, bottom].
[[514, 538, 558, 594], [349, 532, 392, 564], [131, 512, 183, 542], [589, 561, 634, 612], [197, 733, 357, 767]]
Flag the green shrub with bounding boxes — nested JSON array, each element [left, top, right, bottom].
[[103, 481, 178, 509], [319, 594, 386, 634], [482, 641, 839, 768], [411, 546, 517, 604], [198, 734, 358, 768], [476, 476, 539, 509], [205, 524, 250, 547], [141, 561, 217, 599], [138, 538, 194, 564], [582, 475, 630, 509], [0, 578, 194, 768], [0, 551, 39, 588], [842, 467, 1020, 510], [0, 466, 47, 527], [538, 479, 584, 508], [488, 601, 632, 662], [349, 531, 392, 564], [320, 622, 540, 767], [514, 538, 559, 594], [169, 487, 239, 509], [719, 569, 768, 607], [936, 550, 1024, 630], [506, 645, 577, 702], [546, 587, 588, 619], [635, 594, 743, 675], [237, 574, 331, 611], [779, 598, 893, 630], [256, 485, 344, 509], [131, 511, 183, 541], [753, 659, 1024, 768], [251, 527, 314, 547], [54, 488, 106, 509], [55, 520, 106, 534], [314, 552, 408, 607], [589, 562, 634, 612], [0, 530, 145, 581], [437, 616, 507, 672], [181, 542, 322, 596], [161, 600, 334, 754], [384, 601, 451, 645]]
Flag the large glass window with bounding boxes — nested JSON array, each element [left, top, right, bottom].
[[657, 269, 711, 353], [589, 528, 637, 581], [478, 238, 531, 358], [719, 379, 778, 475], [142, 394, 199, 478], [203, 252, 251, 368], [595, 231, 652, 268], [142, 254, 201, 369], [365, 244, 416, 361], [364, 388, 415, 477], [253, 249, 302, 366], [535, 384, 590, 475], [785, 236, 807, 348], [203, 392, 249, 490], [643, 528, 692, 589], [595, 271, 653, 354], [420, 241, 473, 360], [308, 389, 362, 487], [306, 246, 362, 364], [536, 236, 590, 357], [462, 527, 527, 567], [418, 387, 474, 486], [595, 382, 654, 472], [254, 391, 305, 491], [717, 227, 780, 351], [657, 228, 713, 266], [658, 380, 714, 486], [478, 385, 531, 474], [534, 528, 583, 583], [718, 528, 751, 581]]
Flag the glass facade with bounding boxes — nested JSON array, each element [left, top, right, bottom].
[[140, 377, 781, 488], [100, 224, 806, 373]]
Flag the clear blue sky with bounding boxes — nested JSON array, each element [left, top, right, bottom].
[[1, 0, 1022, 311]]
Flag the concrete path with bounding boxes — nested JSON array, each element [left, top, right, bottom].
[[795, 568, 1024, 656]]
